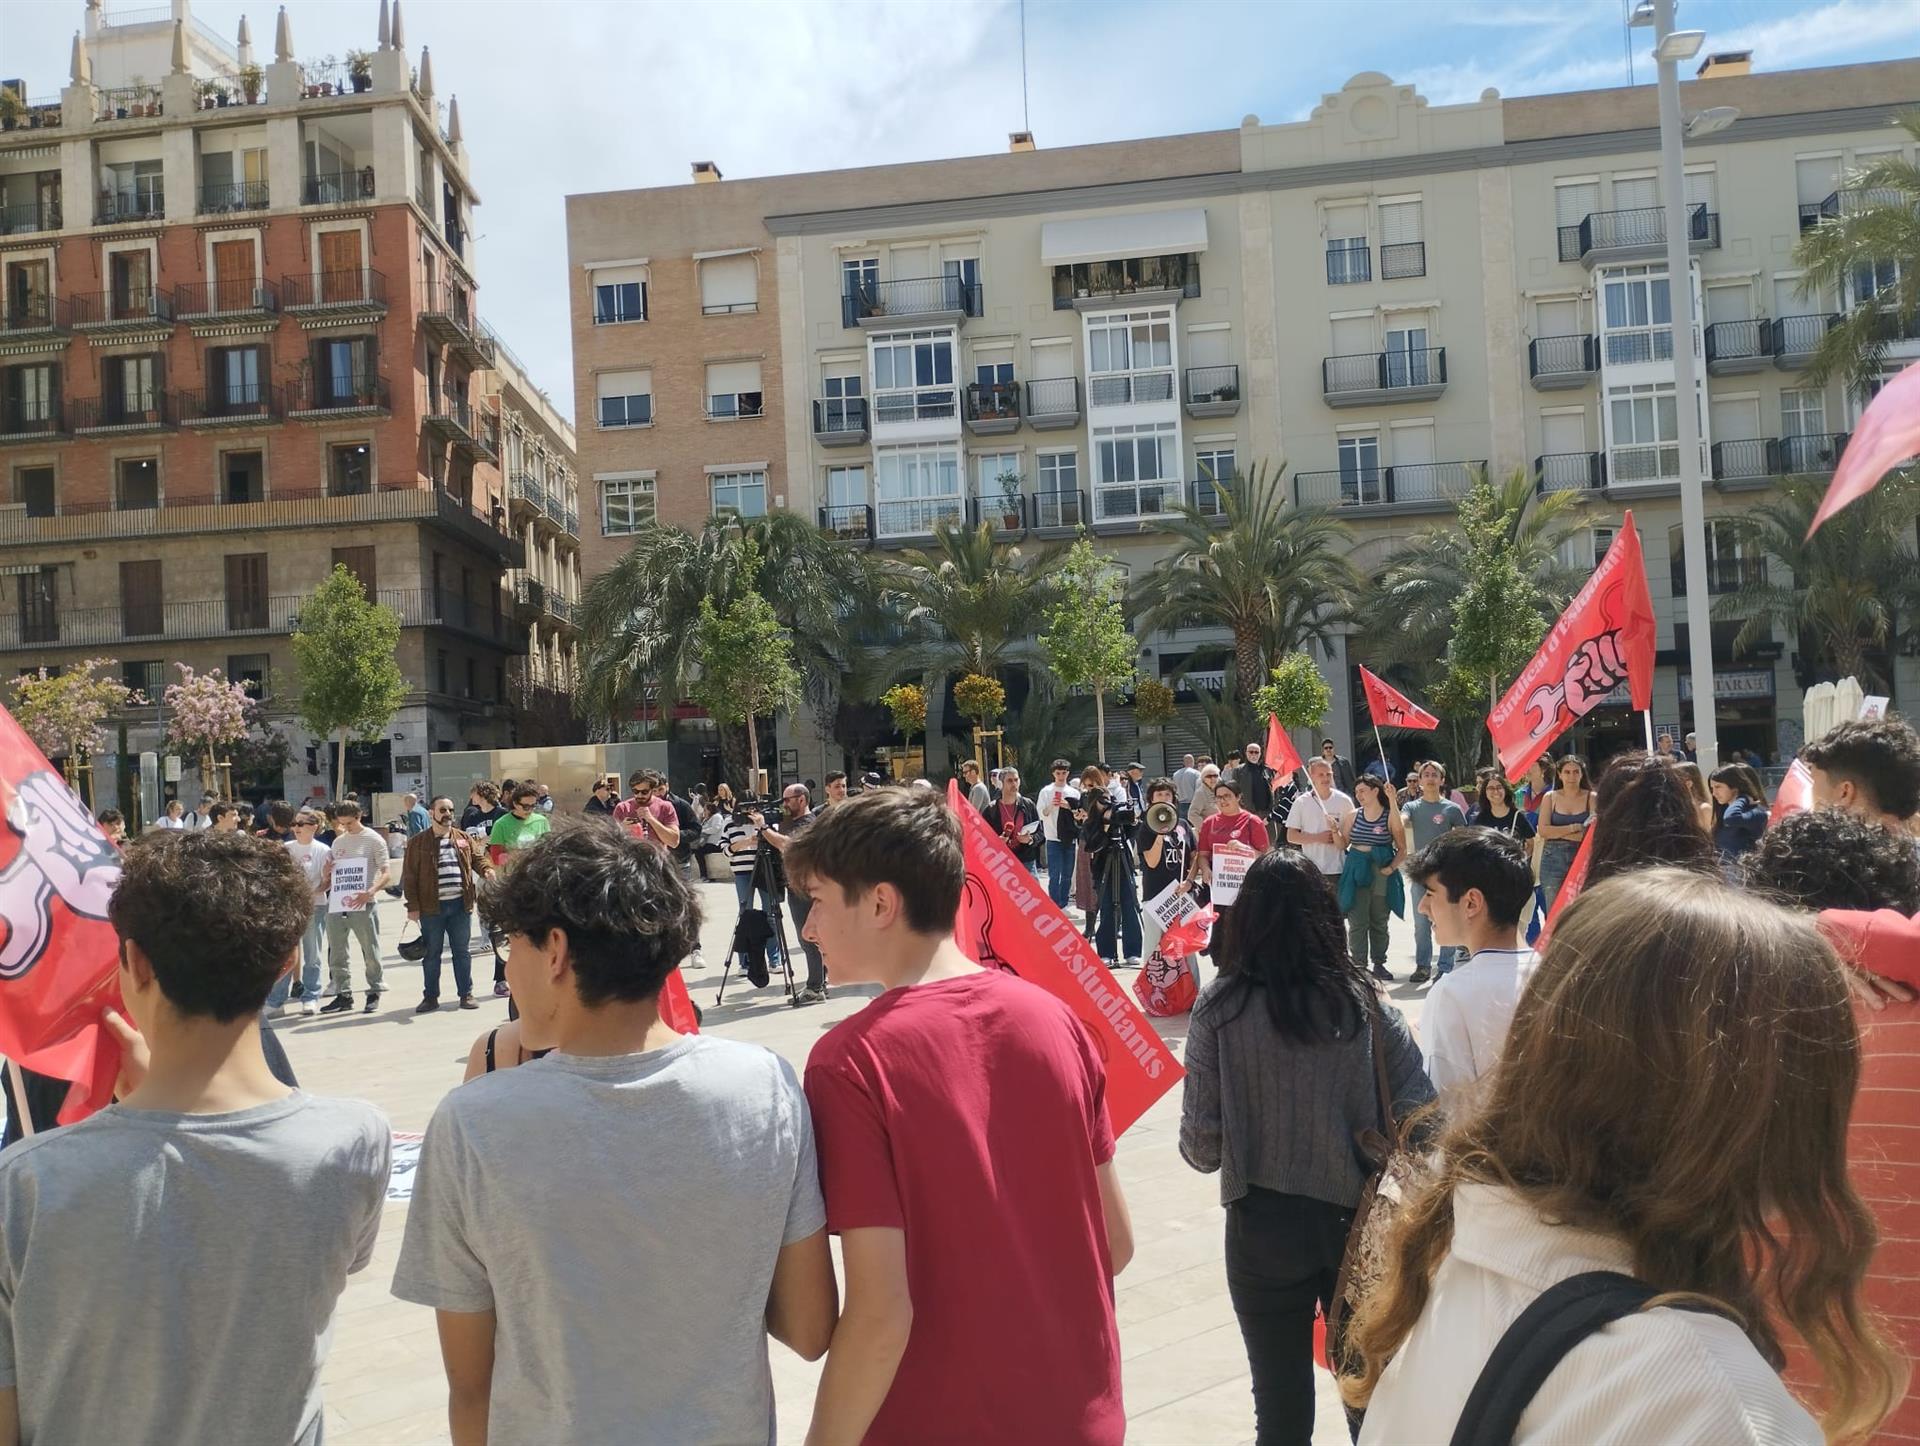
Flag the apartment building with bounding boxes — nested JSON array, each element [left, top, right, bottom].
[[571, 56, 1920, 784], [0, 1, 540, 808]]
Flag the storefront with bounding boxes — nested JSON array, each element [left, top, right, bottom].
[[1680, 666, 1780, 765]]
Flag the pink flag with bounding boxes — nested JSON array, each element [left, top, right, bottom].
[[1770, 759, 1815, 826], [1808, 363, 1920, 536]]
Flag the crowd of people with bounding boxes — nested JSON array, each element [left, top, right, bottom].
[[2, 713, 1914, 1445]]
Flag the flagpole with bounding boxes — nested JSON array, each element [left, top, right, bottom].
[[1373, 724, 1388, 780], [1643, 711, 1655, 751]]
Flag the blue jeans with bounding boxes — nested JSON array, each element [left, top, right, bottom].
[[420, 898, 474, 1000], [1093, 851, 1143, 961], [1408, 879, 1459, 976], [268, 904, 327, 1007], [734, 872, 777, 911], [1046, 839, 1077, 907]]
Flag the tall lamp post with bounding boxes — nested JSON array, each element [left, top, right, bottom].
[[1633, 0, 1735, 771]]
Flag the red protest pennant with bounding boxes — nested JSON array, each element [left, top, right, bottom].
[[1359, 666, 1440, 731], [1808, 363, 1920, 537], [948, 780, 1182, 1134], [1487, 512, 1657, 780], [1769, 758, 1815, 827], [1536, 826, 1594, 951], [659, 969, 699, 1035], [0, 705, 126, 1125], [1264, 714, 1305, 779]]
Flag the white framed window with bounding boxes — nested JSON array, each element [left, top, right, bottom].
[[1032, 451, 1081, 528], [820, 370, 863, 430], [1036, 450, 1077, 493], [825, 464, 867, 510], [599, 474, 655, 536], [1337, 432, 1382, 504], [1326, 201, 1369, 284], [975, 450, 1022, 503], [1558, 525, 1616, 570], [596, 369, 652, 429], [1091, 420, 1177, 520], [1599, 265, 1672, 365], [1193, 445, 1235, 515], [1612, 174, 1658, 211], [592, 267, 647, 325], [698, 254, 757, 315], [870, 328, 956, 423], [1607, 382, 1680, 482], [1779, 389, 1838, 472], [1383, 315, 1433, 386], [874, 443, 963, 537], [1379, 198, 1424, 277], [841, 255, 878, 312], [705, 360, 764, 420], [709, 469, 767, 518], [1086, 309, 1174, 406]]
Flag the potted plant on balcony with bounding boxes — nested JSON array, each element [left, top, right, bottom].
[[240, 63, 263, 103], [0, 89, 23, 131], [994, 469, 1024, 531], [1213, 381, 1239, 403], [347, 50, 373, 92]]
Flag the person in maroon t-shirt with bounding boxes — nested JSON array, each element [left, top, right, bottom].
[[786, 788, 1134, 1446]]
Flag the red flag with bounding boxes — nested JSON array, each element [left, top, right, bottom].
[[0, 706, 127, 1125], [1807, 363, 1920, 537], [1359, 666, 1439, 731], [1264, 715, 1304, 779], [1487, 512, 1657, 780], [1536, 826, 1594, 950], [1769, 758, 1815, 827], [948, 781, 1182, 1134], [659, 968, 699, 1035]]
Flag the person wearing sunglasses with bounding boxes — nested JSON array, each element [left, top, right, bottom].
[[403, 797, 487, 1013]]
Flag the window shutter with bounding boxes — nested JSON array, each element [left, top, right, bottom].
[[1555, 182, 1599, 226], [1379, 200, 1422, 245], [596, 369, 650, 401], [705, 360, 762, 396], [1795, 157, 1838, 205], [1184, 328, 1230, 369], [1683, 171, 1715, 211], [699, 256, 757, 311], [1325, 203, 1367, 241], [1030, 342, 1073, 380], [1613, 176, 1658, 210]]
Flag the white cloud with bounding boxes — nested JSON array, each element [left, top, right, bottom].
[[1717, 0, 1920, 66]]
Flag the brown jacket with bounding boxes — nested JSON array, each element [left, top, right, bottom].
[[402, 826, 480, 913]]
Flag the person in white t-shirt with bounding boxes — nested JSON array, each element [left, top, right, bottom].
[[270, 809, 333, 1016], [1035, 759, 1082, 911], [1405, 827, 1538, 1108], [1283, 758, 1355, 879]]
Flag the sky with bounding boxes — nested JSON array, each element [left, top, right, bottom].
[[8, 0, 1920, 423]]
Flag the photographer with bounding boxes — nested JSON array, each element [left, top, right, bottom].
[[979, 766, 1041, 877], [1077, 767, 1143, 968], [1136, 776, 1196, 906], [745, 785, 826, 1003]]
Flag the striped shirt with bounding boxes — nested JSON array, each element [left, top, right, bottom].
[[1347, 807, 1392, 850], [436, 834, 464, 902]]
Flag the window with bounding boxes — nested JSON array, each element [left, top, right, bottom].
[[3, 363, 55, 428], [117, 457, 158, 510], [1852, 258, 1901, 305], [842, 256, 878, 300], [599, 475, 655, 536], [121, 659, 163, 696], [699, 255, 757, 315], [1086, 310, 1174, 405], [705, 361, 764, 420], [875, 444, 962, 537], [870, 329, 956, 423], [1034, 452, 1082, 527], [331, 545, 377, 596], [16, 567, 57, 645], [227, 653, 269, 697], [596, 370, 652, 428], [436, 649, 450, 695], [328, 442, 372, 496], [1600, 266, 1672, 364], [1383, 319, 1432, 386], [1037, 451, 1078, 493], [1607, 383, 1679, 482], [1555, 179, 1601, 257], [975, 451, 1021, 508], [1557, 526, 1616, 571], [1379, 199, 1424, 278], [225, 553, 268, 631], [313, 336, 373, 405], [1194, 446, 1235, 514], [1670, 519, 1758, 596], [1779, 390, 1837, 472], [974, 359, 1014, 388], [709, 469, 766, 518], [1326, 202, 1369, 284], [119, 559, 164, 639], [106, 354, 158, 422], [820, 371, 863, 430], [14, 466, 54, 517], [593, 269, 646, 324], [825, 464, 867, 511], [1092, 421, 1177, 520], [1338, 433, 1382, 504], [221, 449, 264, 504], [209, 345, 264, 412]]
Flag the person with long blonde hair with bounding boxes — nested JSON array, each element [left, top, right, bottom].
[[1343, 868, 1904, 1445]]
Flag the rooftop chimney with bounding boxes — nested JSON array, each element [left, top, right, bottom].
[[1008, 131, 1036, 152], [692, 160, 722, 183], [1696, 50, 1752, 79]]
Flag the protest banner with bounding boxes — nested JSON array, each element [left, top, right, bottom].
[[949, 781, 1182, 1134], [1133, 881, 1202, 1018]]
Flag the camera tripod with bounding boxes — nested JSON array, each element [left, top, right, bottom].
[[717, 825, 800, 1008]]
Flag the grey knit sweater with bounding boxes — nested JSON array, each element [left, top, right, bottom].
[[1179, 975, 1434, 1208]]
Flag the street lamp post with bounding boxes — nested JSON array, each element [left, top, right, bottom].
[[1643, 0, 1720, 771]]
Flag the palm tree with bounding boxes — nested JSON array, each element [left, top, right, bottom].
[[1796, 115, 1920, 396], [1130, 461, 1359, 699], [1715, 471, 1920, 699], [881, 519, 1056, 684], [575, 511, 877, 735]]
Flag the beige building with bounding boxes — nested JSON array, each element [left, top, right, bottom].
[[569, 56, 1920, 783]]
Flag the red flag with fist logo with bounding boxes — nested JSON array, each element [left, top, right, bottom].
[[1359, 667, 1440, 731], [1487, 513, 1657, 779]]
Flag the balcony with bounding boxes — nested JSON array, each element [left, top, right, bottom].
[[1187, 474, 1230, 524], [283, 374, 391, 419], [1798, 201, 1825, 233], [1380, 241, 1426, 280], [1557, 204, 1719, 267], [178, 384, 276, 428], [512, 578, 576, 630], [1771, 432, 1849, 476], [0, 200, 62, 237], [1326, 243, 1370, 286], [818, 503, 874, 546], [71, 287, 172, 332], [1703, 320, 1774, 374], [420, 282, 495, 370], [1606, 445, 1681, 489], [811, 397, 869, 447], [173, 279, 278, 322], [197, 180, 269, 216], [1183, 364, 1241, 418], [1025, 377, 1081, 430], [1672, 555, 1769, 599], [95, 85, 163, 122], [843, 275, 982, 328], [1816, 186, 1906, 222], [0, 294, 67, 338], [1770, 313, 1838, 369], [1293, 460, 1482, 515], [303, 168, 376, 206], [1528, 334, 1598, 390], [963, 382, 1021, 435], [423, 387, 490, 461], [871, 388, 957, 426], [1709, 438, 1773, 486], [508, 470, 549, 525], [874, 496, 967, 541], [96, 190, 164, 225], [1089, 480, 1185, 529], [967, 491, 1027, 536], [1534, 451, 1605, 495], [1051, 255, 1200, 311], [280, 268, 388, 317], [1322, 347, 1448, 407], [0, 405, 62, 444], [1088, 369, 1175, 408], [1029, 488, 1087, 533], [68, 392, 173, 435]]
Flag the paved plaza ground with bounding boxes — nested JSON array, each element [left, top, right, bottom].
[[284, 878, 1431, 1445]]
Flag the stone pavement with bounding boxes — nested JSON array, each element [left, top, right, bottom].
[[283, 879, 1432, 1445]]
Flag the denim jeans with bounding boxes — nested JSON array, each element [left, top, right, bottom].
[[267, 904, 326, 1008], [1046, 839, 1077, 907], [420, 898, 474, 1001], [326, 909, 382, 995], [1407, 879, 1458, 975], [1093, 851, 1143, 961], [734, 871, 777, 912]]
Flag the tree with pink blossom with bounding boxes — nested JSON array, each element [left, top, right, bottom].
[[163, 663, 253, 793], [7, 659, 142, 787]]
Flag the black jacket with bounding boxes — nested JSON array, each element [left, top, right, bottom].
[[979, 794, 1041, 864]]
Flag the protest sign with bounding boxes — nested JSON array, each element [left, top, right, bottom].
[[1210, 840, 1256, 908], [328, 856, 371, 914]]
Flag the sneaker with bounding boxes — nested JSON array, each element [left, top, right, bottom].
[[415, 997, 439, 1014], [803, 985, 827, 1003], [690, 949, 707, 970], [301, 999, 320, 1017], [363, 991, 383, 1015], [1123, 956, 1143, 969], [319, 994, 354, 1015], [1370, 964, 1394, 982], [458, 995, 479, 1010], [1408, 967, 1432, 985], [493, 980, 510, 997]]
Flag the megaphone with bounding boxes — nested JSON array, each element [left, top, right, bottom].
[[1145, 801, 1180, 834]]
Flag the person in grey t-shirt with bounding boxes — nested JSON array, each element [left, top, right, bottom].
[[1401, 760, 1469, 984], [392, 821, 834, 1445], [0, 829, 391, 1446]]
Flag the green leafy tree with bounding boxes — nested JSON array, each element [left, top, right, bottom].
[[1038, 538, 1137, 761], [291, 564, 405, 797], [879, 682, 928, 768], [1252, 651, 1333, 775], [952, 673, 1007, 732], [690, 545, 802, 793], [1131, 678, 1176, 729], [1004, 671, 1095, 778], [1444, 474, 1550, 720], [883, 520, 1054, 684]]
